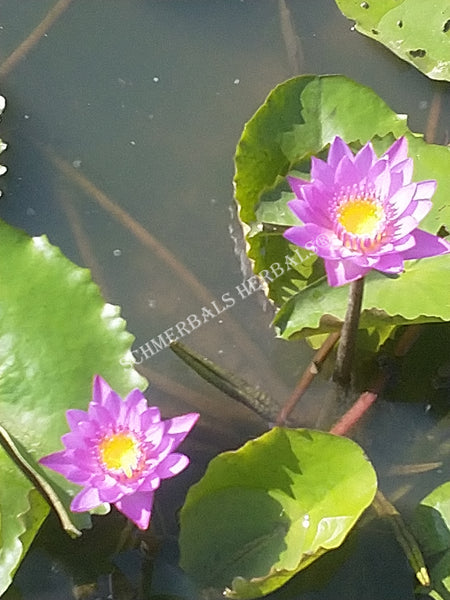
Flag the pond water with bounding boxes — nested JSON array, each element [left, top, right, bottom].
[[0, 1, 449, 599]]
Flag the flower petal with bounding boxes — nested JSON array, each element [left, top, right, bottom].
[[286, 198, 330, 229], [413, 180, 436, 201], [391, 158, 413, 185], [401, 230, 450, 260], [334, 156, 361, 187], [287, 175, 310, 196], [140, 406, 161, 429], [354, 141, 377, 176], [324, 259, 370, 286], [382, 136, 408, 167], [156, 453, 190, 479], [66, 409, 88, 430], [374, 253, 404, 274], [71, 486, 102, 512], [115, 491, 154, 530], [310, 157, 334, 186], [165, 413, 199, 448], [328, 136, 353, 167], [92, 375, 113, 406], [387, 182, 416, 219]]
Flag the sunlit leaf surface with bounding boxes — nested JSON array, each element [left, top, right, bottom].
[[335, 0, 450, 81], [179, 427, 377, 599], [412, 482, 450, 599]]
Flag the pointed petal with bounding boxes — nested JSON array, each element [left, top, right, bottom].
[[369, 160, 391, 200], [39, 450, 72, 469], [324, 259, 369, 286], [354, 141, 377, 176], [310, 157, 334, 186], [165, 413, 199, 448], [286, 198, 330, 229], [401, 230, 450, 260], [387, 182, 416, 219], [143, 422, 165, 447], [391, 158, 413, 185], [92, 375, 113, 406], [382, 137, 408, 167], [140, 407, 161, 429], [287, 175, 310, 197], [413, 180, 436, 201], [71, 486, 102, 512], [328, 136, 353, 168], [407, 200, 432, 223], [392, 215, 422, 240], [115, 491, 154, 530], [390, 233, 415, 253], [102, 390, 123, 421], [334, 156, 361, 187], [139, 474, 161, 491], [284, 224, 329, 252], [155, 453, 189, 479], [374, 253, 404, 274], [66, 409, 88, 430]]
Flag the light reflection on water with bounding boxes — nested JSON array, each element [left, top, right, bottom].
[[0, 1, 449, 598]]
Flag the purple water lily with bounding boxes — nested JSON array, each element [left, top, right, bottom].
[[40, 375, 199, 530], [284, 136, 450, 286]]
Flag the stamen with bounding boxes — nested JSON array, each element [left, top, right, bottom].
[[98, 431, 143, 478], [332, 185, 386, 252]]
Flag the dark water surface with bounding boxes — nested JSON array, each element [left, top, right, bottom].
[[0, 1, 449, 598]]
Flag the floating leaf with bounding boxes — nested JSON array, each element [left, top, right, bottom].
[[335, 0, 450, 81], [412, 482, 450, 599], [233, 75, 450, 347], [179, 427, 377, 599], [0, 219, 146, 595]]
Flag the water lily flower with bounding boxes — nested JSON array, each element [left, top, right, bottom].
[[284, 136, 450, 286], [40, 375, 199, 530]]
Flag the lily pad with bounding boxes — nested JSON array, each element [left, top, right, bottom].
[[0, 219, 146, 595], [335, 0, 450, 81], [179, 427, 377, 599], [233, 75, 450, 347], [412, 482, 450, 599]]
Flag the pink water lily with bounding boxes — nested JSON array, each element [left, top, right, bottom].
[[40, 375, 199, 530], [284, 136, 450, 286]]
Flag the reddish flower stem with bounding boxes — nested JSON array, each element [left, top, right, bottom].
[[329, 390, 378, 436]]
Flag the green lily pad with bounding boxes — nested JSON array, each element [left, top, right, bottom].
[[274, 253, 450, 342], [335, 0, 450, 81], [233, 75, 450, 347], [412, 482, 450, 599], [0, 219, 147, 595], [179, 427, 377, 599]]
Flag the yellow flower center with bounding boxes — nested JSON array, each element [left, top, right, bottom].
[[98, 432, 141, 478], [337, 198, 384, 237]]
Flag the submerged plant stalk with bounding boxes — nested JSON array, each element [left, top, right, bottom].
[[0, 0, 73, 78], [276, 331, 341, 426]]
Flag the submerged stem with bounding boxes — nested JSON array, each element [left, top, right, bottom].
[[333, 277, 365, 387], [0, 0, 73, 78]]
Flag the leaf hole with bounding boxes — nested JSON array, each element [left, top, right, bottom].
[[409, 49, 427, 58], [360, 2, 369, 8], [396, 20, 403, 28], [371, 29, 379, 35], [443, 19, 450, 33]]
